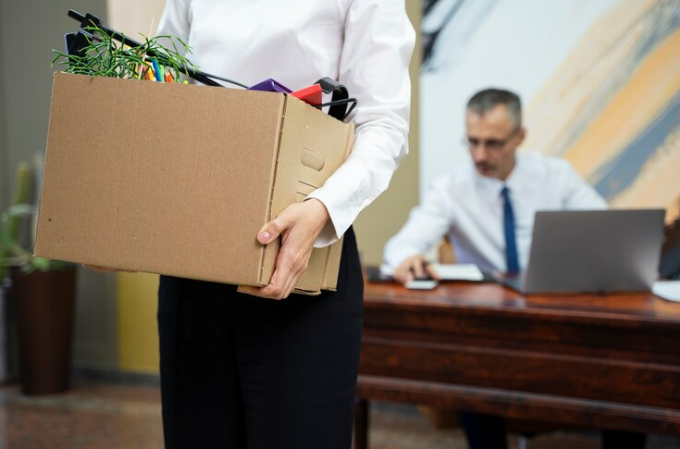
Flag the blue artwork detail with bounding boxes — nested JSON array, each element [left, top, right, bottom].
[[592, 90, 680, 200]]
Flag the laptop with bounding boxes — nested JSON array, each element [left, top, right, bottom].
[[499, 209, 665, 294]]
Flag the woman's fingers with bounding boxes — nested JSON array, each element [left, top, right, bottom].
[[240, 199, 329, 300]]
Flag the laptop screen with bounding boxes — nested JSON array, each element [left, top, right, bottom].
[[519, 209, 665, 294]]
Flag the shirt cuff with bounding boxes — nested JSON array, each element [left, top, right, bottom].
[[304, 186, 357, 248]]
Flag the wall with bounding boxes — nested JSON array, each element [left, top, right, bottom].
[[107, 0, 166, 38], [0, 0, 118, 370], [0, 4, 7, 210], [421, 0, 680, 221]]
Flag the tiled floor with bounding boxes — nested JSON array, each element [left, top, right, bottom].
[[0, 377, 679, 449], [0, 379, 163, 449]]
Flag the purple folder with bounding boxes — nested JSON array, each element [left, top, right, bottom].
[[248, 78, 292, 94]]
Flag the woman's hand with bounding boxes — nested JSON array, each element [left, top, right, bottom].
[[238, 199, 330, 300]]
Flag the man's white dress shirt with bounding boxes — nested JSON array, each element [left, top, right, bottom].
[[157, 0, 415, 246], [384, 152, 608, 273]]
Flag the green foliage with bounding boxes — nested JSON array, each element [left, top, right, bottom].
[[0, 204, 33, 277], [51, 24, 198, 82], [0, 158, 65, 280]]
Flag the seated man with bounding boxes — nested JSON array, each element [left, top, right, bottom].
[[384, 88, 645, 449]]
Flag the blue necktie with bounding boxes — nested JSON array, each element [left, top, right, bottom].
[[501, 187, 520, 274]]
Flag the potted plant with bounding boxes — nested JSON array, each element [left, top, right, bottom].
[[0, 158, 77, 395], [0, 161, 32, 383]]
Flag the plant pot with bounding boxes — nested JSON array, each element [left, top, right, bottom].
[[0, 278, 19, 382], [12, 265, 76, 395]]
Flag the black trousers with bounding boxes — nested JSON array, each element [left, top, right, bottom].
[[158, 229, 363, 449], [459, 411, 647, 449]]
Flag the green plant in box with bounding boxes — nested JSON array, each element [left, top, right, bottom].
[[52, 23, 198, 82]]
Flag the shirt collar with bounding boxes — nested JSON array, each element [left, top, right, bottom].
[[472, 154, 523, 197], [504, 155, 524, 193]]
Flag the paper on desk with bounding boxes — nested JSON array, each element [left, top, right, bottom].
[[652, 280, 680, 302], [430, 264, 484, 281], [380, 263, 484, 281]]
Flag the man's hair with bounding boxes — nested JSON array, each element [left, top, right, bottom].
[[466, 88, 522, 127]]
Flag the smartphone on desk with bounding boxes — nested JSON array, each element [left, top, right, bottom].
[[405, 279, 439, 290]]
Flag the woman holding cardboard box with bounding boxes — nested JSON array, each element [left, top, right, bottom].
[[154, 1, 415, 447]]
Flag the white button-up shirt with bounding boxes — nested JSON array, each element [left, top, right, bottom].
[[384, 152, 608, 273], [157, 0, 415, 246]]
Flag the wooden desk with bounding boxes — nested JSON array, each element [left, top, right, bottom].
[[355, 281, 680, 448]]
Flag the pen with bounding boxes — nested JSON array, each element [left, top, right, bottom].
[[151, 59, 162, 82]]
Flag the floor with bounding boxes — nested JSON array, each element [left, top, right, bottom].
[[0, 377, 679, 449]]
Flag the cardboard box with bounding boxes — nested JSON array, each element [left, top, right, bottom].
[[35, 73, 354, 295]]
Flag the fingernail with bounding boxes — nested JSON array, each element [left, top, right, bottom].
[[258, 231, 271, 243]]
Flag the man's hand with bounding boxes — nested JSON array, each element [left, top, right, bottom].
[[393, 255, 440, 285], [238, 199, 330, 300]]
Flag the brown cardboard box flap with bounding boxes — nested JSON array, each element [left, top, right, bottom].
[[262, 95, 355, 294]]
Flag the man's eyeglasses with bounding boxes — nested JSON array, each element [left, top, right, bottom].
[[463, 127, 521, 151]]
